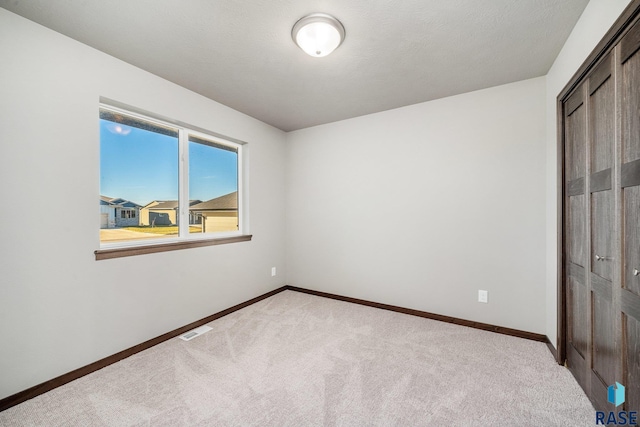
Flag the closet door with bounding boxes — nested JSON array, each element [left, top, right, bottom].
[[620, 20, 640, 414], [564, 84, 589, 393], [562, 4, 640, 413], [587, 54, 616, 411]]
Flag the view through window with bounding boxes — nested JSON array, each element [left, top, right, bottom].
[[99, 106, 240, 245]]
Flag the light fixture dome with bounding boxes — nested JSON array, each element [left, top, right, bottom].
[[292, 13, 345, 57]]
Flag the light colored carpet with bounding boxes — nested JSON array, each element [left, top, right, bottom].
[[0, 290, 595, 426]]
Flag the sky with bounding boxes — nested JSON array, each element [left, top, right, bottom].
[[100, 119, 238, 206]]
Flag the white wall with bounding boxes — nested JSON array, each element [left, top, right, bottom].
[[0, 9, 287, 400], [286, 77, 547, 334], [544, 0, 632, 348]]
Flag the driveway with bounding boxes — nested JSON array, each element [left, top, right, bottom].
[[100, 228, 170, 243]]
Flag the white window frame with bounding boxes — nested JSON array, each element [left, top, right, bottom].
[[97, 103, 247, 256]]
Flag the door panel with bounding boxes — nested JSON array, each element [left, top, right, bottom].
[[566, 95, 586, 181], [591, 191, 613, 281], [568, 273, 588, 359], [624, 313, 640, 413], [622, 20, 640, 164], [592, 292, 615, 386], [568, 195, 586, 266], [624, 186, 640, 298], [590, 55, 614, 173]]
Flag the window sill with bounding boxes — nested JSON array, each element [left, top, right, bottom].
[[94, 234, 252, 260]]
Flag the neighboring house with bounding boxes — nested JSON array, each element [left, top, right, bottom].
[[100, 196, 142, 228], [189, 192, 238, 233], [140, 200, 202, 226]]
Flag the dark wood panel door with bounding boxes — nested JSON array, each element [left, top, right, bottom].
[[561, 3, 640, 416], [587, 54, 617, 411], [564, 85, 589, 393], [620, 20, 640, 414], [623, 187, 640, 414], [562, 12, 640, 412]]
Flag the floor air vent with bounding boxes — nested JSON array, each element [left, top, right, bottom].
[[179, 325, 213, 341]]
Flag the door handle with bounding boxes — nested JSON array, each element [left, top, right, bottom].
[[634, 268, 639, 276], [595, 255, 605, 261]]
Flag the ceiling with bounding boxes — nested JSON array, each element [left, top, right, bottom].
[[1, 0, 590, 131]]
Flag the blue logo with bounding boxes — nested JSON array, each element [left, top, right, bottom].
[[608, 382, 625, 407], [597, 382, 637, 425]]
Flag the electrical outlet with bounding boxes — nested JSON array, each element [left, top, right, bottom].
[[271, 267, 276, 277], [478, 290, 488, 303]]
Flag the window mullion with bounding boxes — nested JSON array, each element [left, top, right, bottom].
[[178, 129, 189, 238], [237, 145, 243, 234]]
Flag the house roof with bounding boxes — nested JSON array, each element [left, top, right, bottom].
[[143, 200, 202, 210], [119, 201, 141, 208], [190, 192, 237, 211], [100, 196, 142, 208], [148, 201, 179, 210]]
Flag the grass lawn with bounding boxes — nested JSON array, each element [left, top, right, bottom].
[[123, 225, 202, 235]]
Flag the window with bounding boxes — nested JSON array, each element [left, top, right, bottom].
[[98, 104, 247, 257], [120, 209, 136, 219]]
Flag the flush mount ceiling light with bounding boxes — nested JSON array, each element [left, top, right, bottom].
[[292, 13, 345, 58]]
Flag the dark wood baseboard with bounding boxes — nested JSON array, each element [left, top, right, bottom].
[[545, 336, 559, 363], [0, 286, 287, 413], [1, 284, 552, 413], [285, 285, 548, 342]]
